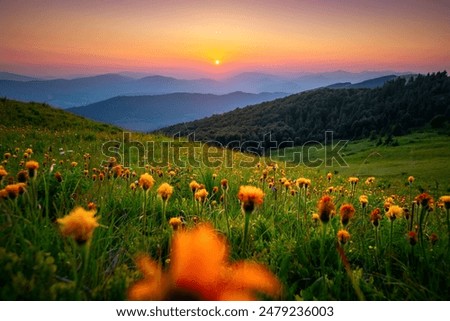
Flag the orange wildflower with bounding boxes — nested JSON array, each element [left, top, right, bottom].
[[25, 160, 39, 178], [339, 203, 355, 226], [365, 177, 375, 185], [57, 207, 99, 245], [408, 176, 415, 184], [384, 196, 395, 211], [87, 202, 97, 211], [415, 193, 434, 209], [348, 177, 359, 185], [317, 195, 335, 223], [168, 217, 183, 231], [296, 177, 311, 189], [112, 165, 123, 178], [359, 195, 369, 208], [337, 230, 351, 245], [237, 185, 264, 213], [370, 208, 382, 227], [108, 157, 117, 168], [17, 170, 28, 183], [408, 231, 417, 246], [220, 179, 229, 191], [189, 180, 201, 193], [128, 224, 281, 300], [0, 167, 8, 181], [139, 173, 155, 191], [195, 188, 209, 203], [386, 205, 403, 221], [326, 172, 332, 182], [439, 195, 450, 209], [54, 171, 63, 182], [5, 183, 26, 199], [157, 183, 174, 201]]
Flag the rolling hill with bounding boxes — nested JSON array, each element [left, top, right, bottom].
[[156, 71, 450, 148], [0, 97, 121, 133], [67, 91, 288, 132]]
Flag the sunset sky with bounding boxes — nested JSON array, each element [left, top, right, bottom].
[[1, 0, 449, 78]]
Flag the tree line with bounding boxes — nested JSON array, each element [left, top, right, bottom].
[[156, 72, 449, 150]]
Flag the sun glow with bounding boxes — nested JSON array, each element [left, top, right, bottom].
[[215, 59, 221, 65]]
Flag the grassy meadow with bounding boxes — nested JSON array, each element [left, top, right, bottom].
[[1, 99, 449, 300]]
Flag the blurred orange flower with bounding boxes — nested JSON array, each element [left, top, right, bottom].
[[317, 195, 335, 223], [128, 224, 281, 300], [339, 203, 355, 226]]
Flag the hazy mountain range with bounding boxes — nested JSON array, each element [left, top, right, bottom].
[[0, 70, 408, 108], [66, 74, 402, 132], [67, 91, 287, 131]]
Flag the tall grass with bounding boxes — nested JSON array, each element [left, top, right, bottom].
[[0, 100, 449, 300]]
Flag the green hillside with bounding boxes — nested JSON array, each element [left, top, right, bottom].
[[157, 71, 450, 147], [0, 98, 449, 301], [275, 130, 450, 192], [0, 98, 121, 132]]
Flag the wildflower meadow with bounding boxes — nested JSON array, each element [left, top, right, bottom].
[[0, 99, 449, 301]]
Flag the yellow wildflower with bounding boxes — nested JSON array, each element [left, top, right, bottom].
[[189, 180, 201, 193], [359, 195, 369, 208], [439, 195, 450, 209], [169, 217, 183, 231], [157, 183, 174, 201], [57, 207, 99, 245], [195, 188, 209, 203], [237, 185, 264, 213], [139, 173, 155, 191], [386, 205, 403, 221]]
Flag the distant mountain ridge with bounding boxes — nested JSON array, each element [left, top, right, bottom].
[[0, 72, 39, 81], [326, 75, 397, 89], [0, 70, 408, 108], [67, 91, 287, 132]]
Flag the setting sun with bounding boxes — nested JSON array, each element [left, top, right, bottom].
[[215, 59, 221, 65]]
